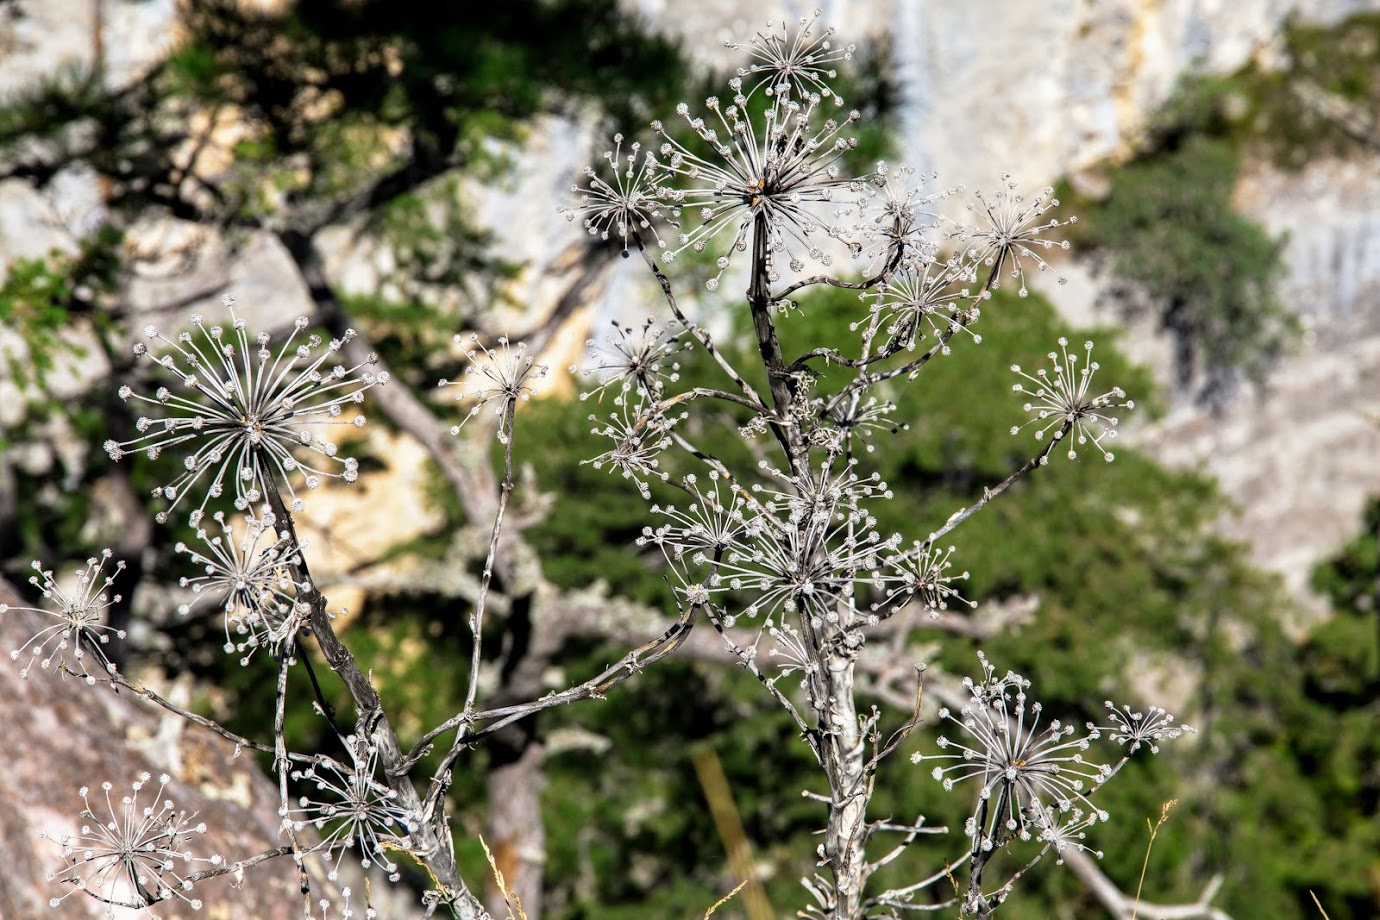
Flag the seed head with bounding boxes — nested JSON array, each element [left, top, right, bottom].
[[1010, 338, 1133, 462], [105, 308, 386, 522], [725, 9, 856, 106], [289, 735, 414, 883], [951, 175, 1073, 297], [4, 550, 126, 684], [559, 134, 671, 256], [44, 773, 221, 912]]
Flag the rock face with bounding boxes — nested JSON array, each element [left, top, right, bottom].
[[1136, 154, 1380, 607], [1238, 156, 1380, 334], [630, 0, 1378, 195], [0, 578, 310, 919], [0, 0, 176, 95]]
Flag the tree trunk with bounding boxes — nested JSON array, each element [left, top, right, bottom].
[[485, 740, 546, 917]]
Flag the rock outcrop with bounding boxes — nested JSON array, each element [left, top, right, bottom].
[[0, 577, 311, 919]]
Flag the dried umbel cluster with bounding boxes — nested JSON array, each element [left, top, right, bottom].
[[3, 550, 127, 684], [43, 773, 222, 914], [9, 295, 415, 914], [917, 654, 1195, 856], [103, 299, 388, 523], [562, 10, 1192, 918], [5, 278, 563, 915]]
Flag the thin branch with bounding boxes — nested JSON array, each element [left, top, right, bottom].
[[273, 650, 314, 915], [918, 426, 1069, 552], [704, 607, 820, 762], [864, 665, 926, 772], [633, 232, 765, 408], [866, 850, 970, 910], [423, 400, 521, 821], [654, 385, 771, 416], [402, 603, 699, 771], [774, 267, 892, 301], [94, 669, 278, 756]]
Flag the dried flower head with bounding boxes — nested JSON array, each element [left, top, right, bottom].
[[725, 9, 855, 105], [1103, 702, 1196, 753], [951, 175, 1073, 297], [643, 471, 757, 550], [860, 256, 981, 354], [104, 304, 387, 522], [681, 461, 897, 628], [175, 509, 306, 665], [44, 773, 221, 913], [875, 542, 974, 619], [3, 550, 126, 684], [441, 334, 547, 443], [815, 392, 906, 455], [586, 396, 677, 499], [914, 654, 1112, 854], [575, 318, 686, 401], [916, 656, 1193, 862], [654, 92, 867, 288], [290, 735, 413, 882], [1031, 803, 1104, 863], [559, 134, 670, 255], [856, 162, 950, 271], [1010, 338, 1134, 462]]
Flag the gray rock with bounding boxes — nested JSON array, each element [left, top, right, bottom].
[[0, 575, 318, 919]]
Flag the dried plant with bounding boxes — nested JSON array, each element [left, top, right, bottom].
[[2, 11, 1223, 920]]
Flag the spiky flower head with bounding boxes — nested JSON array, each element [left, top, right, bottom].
[[1103, 702, 1195, 753], [44, 773, 221, 913], [174, 508, 306, 665], [814, 392, 906, 456], [654, 91, 867, 289], [3, 550, 126, 684], [1010, 338, 1134, 462], [574, 318, 686, 402], [859, 256, 982, 355], [640, 471, 760, 562], [104, 300, 387, 523], [441, 334, 547, 444], [914, 654, 1113, 854], [725, 9, 856, 105], [289, 735, 413, 883], [875, 542, 975, 619], [855, 162, 950, 271], [951, 175, 1073, 297], [559, 134, 671, 256], [660, 460, 898, 631], [586, 396, 678, 499]]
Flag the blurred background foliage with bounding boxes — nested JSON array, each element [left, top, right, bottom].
[[1, 2, 1378, 918]]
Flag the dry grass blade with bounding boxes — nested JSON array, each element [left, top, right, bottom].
[[704, 880, 748, 918], [1131, 799, 1178, 920], [479, 835, 528, 920]]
